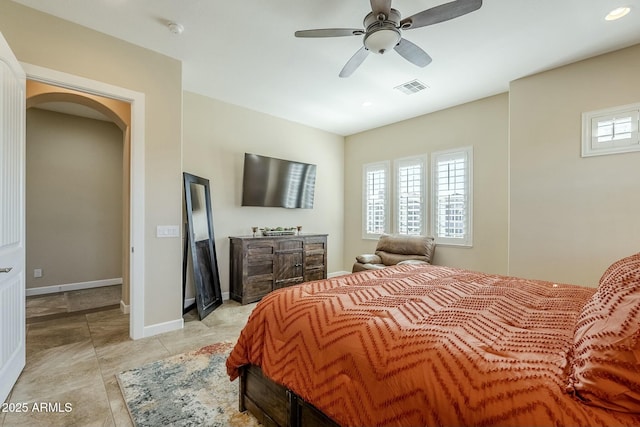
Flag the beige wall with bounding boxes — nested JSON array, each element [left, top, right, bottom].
[[182, 92, 345, 295], [509, 44, 640, 286], [5, 0, 638, 328], [344, 94, 509, 274], [0, 2, 183, 326], [26, 108, 123, 289]]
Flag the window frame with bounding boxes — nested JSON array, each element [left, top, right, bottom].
[[430, 146, 473, 247], [394, 155, 427, 236], [582, 103, 640, 157], [362, 161, 390, 239]]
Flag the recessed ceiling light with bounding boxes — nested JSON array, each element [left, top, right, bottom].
[[362, 101, 373, 108], [605, 7, 631, 21]]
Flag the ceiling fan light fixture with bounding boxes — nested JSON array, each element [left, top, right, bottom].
[[605, 7, 631, 21], [296, 1, 482, 76], [364, 27, 401, 54]]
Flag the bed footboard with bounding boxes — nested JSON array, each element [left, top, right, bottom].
[[240, 365, 340, 427]]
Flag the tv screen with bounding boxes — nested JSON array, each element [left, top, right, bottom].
[[241, 153, 316, 209]]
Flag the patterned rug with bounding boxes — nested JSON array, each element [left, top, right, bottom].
[[117, 341, 260, 427]]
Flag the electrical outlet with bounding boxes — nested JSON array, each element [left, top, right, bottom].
[[34, 268, 43, 278]]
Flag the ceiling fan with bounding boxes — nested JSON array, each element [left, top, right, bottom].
[[295, 0, 482, 77]]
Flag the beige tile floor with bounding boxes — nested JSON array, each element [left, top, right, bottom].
[[26, 285, 123, 320], [2, 295, 256, 427]]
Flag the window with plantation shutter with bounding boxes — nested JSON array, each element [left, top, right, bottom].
[[395, 156, 426, 235], [582, 103, 640, 157], [363, 161, 390, 238], [431, 147, 473, 246]]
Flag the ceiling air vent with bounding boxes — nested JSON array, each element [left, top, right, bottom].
[[394, 79, 428, 95]]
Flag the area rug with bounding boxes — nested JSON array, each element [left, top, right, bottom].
[[117, 341, 260, 427]]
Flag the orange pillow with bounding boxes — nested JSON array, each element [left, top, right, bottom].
[[569, 253, 640, 413]]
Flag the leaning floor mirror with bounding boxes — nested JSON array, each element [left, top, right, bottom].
[[183, 172, 223, 320]]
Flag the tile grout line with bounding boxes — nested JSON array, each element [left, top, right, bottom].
[[86, 312, 119, 426]]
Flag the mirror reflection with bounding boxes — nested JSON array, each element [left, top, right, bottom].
[[190, 183, 210, 242]]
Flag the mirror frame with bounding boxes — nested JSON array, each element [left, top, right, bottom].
[[183, 172, 223, 319]]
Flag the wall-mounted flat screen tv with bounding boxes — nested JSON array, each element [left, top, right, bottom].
[[241, 153, 316, 209]]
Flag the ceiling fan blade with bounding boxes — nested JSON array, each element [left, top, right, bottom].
[[394, 38, 432, 67], [400, 0, 482, 30], [295, 28, 363, 38], [339, 46, 369, 78], [370, 0, 392, 18]]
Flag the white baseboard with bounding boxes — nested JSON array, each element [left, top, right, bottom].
[[143, 317, 184, 338], [120, 300, 130, 314], [145, 292, 235, 338], [26, 278, 122, 297], [328, 271, 351, 278]]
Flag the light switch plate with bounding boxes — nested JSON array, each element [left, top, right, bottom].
[[157, 225, 180, 238]]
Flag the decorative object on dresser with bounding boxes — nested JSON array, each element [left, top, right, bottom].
[[261, 226, 297, 236], [229, 234, 327, 305]]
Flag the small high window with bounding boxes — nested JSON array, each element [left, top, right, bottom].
[[582, 103, 640, 157]]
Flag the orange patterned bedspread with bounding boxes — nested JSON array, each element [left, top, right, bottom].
[[227, 264, 640, 426]]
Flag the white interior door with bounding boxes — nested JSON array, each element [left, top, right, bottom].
[[0, 31, 26, 404]]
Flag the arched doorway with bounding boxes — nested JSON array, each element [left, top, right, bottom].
[[26, 80, 132, 312]]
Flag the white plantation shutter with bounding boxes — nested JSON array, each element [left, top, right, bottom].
[[431, 147, 473, 246], [363, 161, 390, 238], [595, 115, 634, 143], [395, 156, 425, 235]]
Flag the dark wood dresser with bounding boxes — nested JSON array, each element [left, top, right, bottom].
[[229, 234, 327, 304]]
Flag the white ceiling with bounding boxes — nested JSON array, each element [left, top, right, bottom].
[[12, 0, 640, 136]]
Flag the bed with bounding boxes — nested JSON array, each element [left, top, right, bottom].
[[226, 254, 640, 426]]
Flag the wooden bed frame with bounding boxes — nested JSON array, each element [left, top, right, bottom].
[[240, 365, 340, 427]]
